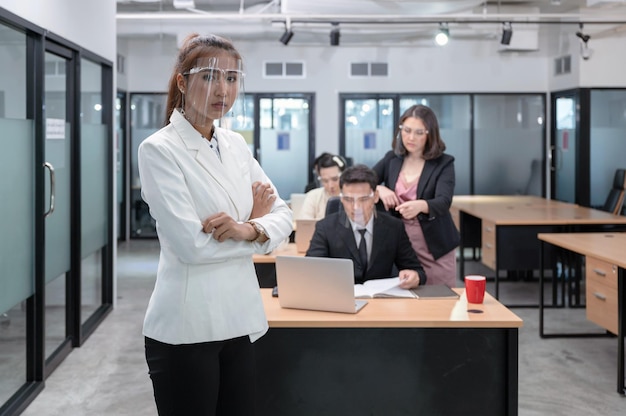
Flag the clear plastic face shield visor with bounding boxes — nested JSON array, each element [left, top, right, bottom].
[[181, 56, 246, 129]]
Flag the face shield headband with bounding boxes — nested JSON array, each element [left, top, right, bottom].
[[180, 56, 246, 130]]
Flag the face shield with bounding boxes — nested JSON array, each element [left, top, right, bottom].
[[181, 56, 245, 130]]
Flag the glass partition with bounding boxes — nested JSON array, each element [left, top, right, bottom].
[[474, 94, 545, 195], [589, 89, 626, 207], [400, 95, 471, 195], [130, 93, 167, 238], [554, 94, 577, 203], [80, 58, 106, 322], [344, 97, 394, 167], [258, 96, 311, 198], [0, 24, 30, 406]]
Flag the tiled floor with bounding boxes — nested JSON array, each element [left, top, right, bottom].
[[19, 239, 626, 415]]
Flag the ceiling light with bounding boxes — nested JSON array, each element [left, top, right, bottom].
[[435, 23, 449, 46], [173, 0, 195, 9], [280, 19, 294, 45], [330, 23, 340, 46], [501, 22, 513, 45], [280, 28, 294, 45]]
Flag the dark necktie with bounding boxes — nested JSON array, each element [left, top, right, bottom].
[[358, 229, 368, 273]]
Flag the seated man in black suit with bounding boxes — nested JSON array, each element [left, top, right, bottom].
[[306, 164, 427, 288]]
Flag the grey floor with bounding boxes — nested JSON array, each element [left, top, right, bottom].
[[21, 239, 625, 415]]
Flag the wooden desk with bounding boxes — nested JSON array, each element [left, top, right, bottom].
[[253, 242, 302, 264], [255, 288, 522, 415], [537, 232, 626, 395], [253, 243, 304, 287], [453, 195, 626, 303]]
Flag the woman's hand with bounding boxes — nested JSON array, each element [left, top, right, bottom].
[[202, 212, 257, 242], [395, 200, 428, 220], [377, 185, 400, 211], [249, 181, 276, 219]]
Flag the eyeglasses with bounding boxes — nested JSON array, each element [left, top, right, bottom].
[[339, 192, 375, 205], [183, 67, 245, 84], [399, 125, 428, 136], [317, 175, 340, 185]]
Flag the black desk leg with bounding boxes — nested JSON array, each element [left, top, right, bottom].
[[459, 213, 465, 282], [618, 269, 625, 395], [539, 240, 540, 338]]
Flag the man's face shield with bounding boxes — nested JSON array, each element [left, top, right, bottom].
[[181, 56, 245, 129]]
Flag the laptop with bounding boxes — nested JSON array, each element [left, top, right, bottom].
[[275, 256, 368, 314], [294, 219, 317, 253], [289, 193, 307, 219]]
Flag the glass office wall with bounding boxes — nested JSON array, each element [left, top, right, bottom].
[[400, 95, 471, 195], [80, 58, 108, 324], [341, 93, 545, 197], [258, 95, 313, 198], [129, 93, 166, 238], [0, 14, 114, 411], [589, 89, 626, 207], [43, 47, 72, 361], [553, 92, 578, 203], [116, 91, 127, 240], [474, 94, 545, 195], [343, 96, 395, 167], [0, 23, 31, 407]]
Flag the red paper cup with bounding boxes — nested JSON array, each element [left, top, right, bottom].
[[465, 275, 486, 304]]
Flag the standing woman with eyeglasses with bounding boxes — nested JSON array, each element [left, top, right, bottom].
[[138, 33, 292, 416], [297, 153, 346, 220], [372, 104, 460, 287]]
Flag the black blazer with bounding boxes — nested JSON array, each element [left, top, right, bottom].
[[372, 150, 460, 260], [306, 211, 427, 285]]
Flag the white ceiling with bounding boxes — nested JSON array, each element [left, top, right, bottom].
[[116, 0, 626, 45]]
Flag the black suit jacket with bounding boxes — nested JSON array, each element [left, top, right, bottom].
[[372, 150, 460, 259], [306, 211, 427, 285]]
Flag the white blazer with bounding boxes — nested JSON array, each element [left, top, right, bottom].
[[138, 110, 293, 345]]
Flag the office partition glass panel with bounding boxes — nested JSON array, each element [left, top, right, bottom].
[[44, 51, 72, 357], [116, 92, 127, 240], [474, 94, 545, 195], [220, 94, 254, 154], [258, 97, 310, 198], [80, 58, 106, 322], [400, 95, 471, 195], [130, 93, 166, 238], [589, 89, 626, 207], [0, 25, 30, 404], [554, 95, 577, 203], [344, 98, 394, 167]]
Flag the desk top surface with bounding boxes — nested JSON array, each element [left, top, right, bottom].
[[261, 288, 523, 329], [452, 195, 626, 225], [537, 232, 626, 269], [253, 243, 303, 263]]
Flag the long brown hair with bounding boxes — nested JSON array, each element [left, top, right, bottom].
[[392, 104, 446, 160], [163, 33, 242, 126]]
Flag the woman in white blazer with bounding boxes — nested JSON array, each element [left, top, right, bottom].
[[138, 33, 292, 416]]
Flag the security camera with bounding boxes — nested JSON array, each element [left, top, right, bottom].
[[575, 31, 590, 43]]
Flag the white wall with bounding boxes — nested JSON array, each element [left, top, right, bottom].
[[124, 35, 550, 154], [0, 0, 115, 62]]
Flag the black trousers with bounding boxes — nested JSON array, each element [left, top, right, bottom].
[[145, 335, 256, 416]]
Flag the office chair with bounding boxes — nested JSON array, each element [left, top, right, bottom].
[[601, 168, 626, 215]]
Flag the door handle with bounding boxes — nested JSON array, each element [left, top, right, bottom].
[[43, 162, 55, 218]]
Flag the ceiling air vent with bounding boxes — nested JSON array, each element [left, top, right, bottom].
[[264, 61, 305, 78]]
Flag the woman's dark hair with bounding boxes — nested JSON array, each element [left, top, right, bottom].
[[164, 33, 242, 125], [316, 153, 347, 172], [391, 104, 446, 160], [339, 164, 378, 191]]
